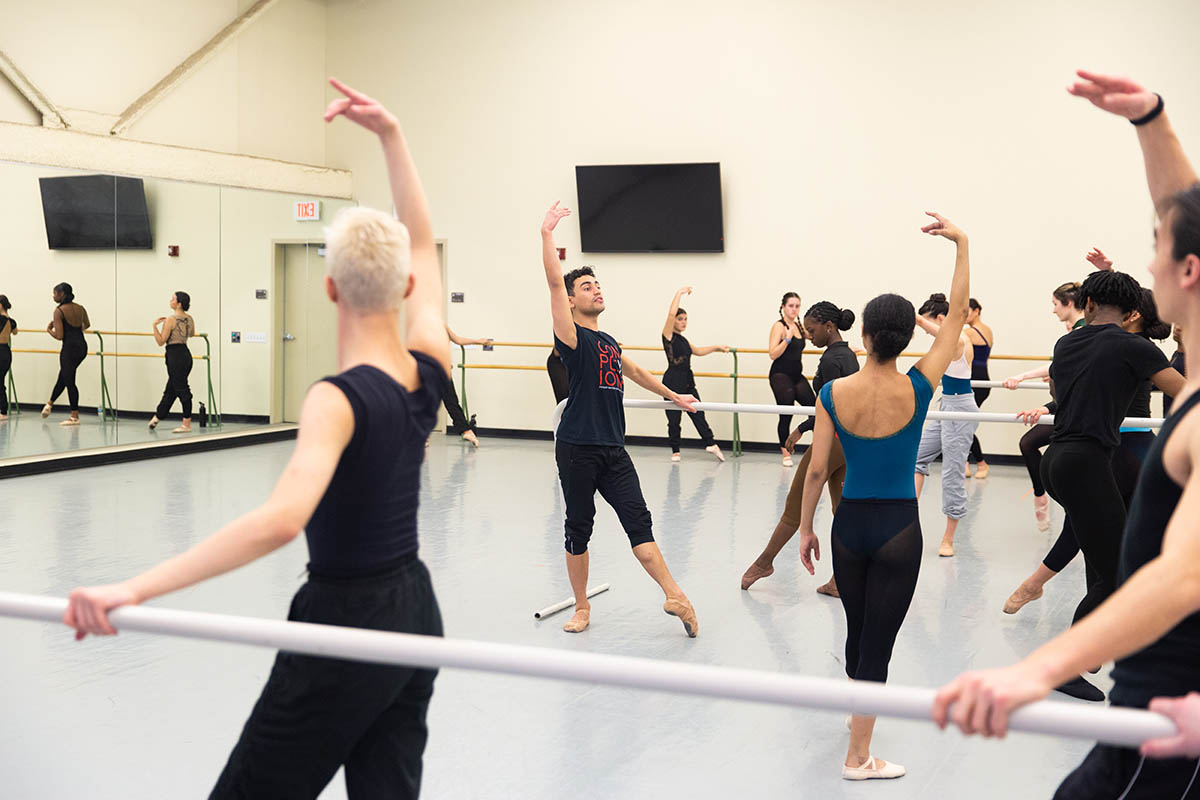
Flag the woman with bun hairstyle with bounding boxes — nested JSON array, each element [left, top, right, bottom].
[[0, 294, 16, 420], [149, 291, 196, 433], [913, 292, 978, 557], [768, 291, 814, 467], [964, 298, 993, 478], [661, 286, 728, 462], [42, 282, 89, 426], [743, 300, 858, 595]]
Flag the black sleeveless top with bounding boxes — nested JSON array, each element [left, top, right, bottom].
[[770, 321, 805, 378], [59, 304, 86, 351], [1109, 390, 1200, 707], [662, 333, 694, 388], [304, 352, 445, 576]]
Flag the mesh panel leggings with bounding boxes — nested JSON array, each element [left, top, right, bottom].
[[1020, 423, 1053, 497], [769, 372, 815, 448], [49, 342, 87, 411], [832, 498, 922, 683], [1042, 440, 1126, 625]]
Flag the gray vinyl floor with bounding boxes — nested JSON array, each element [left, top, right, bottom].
[[0, 413, 266, 459], [0, 435, 1098, 799]]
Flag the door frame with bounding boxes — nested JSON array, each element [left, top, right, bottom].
[[270, 239, 326, 423]]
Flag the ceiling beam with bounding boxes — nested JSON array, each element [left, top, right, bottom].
[[0, 49, 71, 129]]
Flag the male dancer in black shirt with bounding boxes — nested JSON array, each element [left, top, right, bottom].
[[540, 202, 700, 636]]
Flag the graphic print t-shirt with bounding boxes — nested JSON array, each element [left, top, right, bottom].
[[554, 323, 626, 446]]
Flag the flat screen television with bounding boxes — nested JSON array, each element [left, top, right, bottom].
[[575, 162, 723, 253], [39, 174, 153, 250]]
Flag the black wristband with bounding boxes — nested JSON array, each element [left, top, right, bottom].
[[1130, 93, 1164, 126]]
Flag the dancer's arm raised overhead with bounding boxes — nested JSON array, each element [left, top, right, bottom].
[[1069, 71, 1198, 213], [914, 213, 970, 387], [541, 203, 577, 350], [325, 77, 449, 374], [663, 287, 691, 341]]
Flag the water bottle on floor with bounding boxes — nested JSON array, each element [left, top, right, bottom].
[[199, 402, 207, 428]]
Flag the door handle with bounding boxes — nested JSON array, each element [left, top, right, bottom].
[[283, 333, 296, 342]]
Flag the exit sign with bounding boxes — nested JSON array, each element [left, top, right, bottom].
[[294, 200, 321, 221]]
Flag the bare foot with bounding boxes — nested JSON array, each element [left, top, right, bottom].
[[816, 578, 839, 598], [741, 561, 774, 590], [1003, 582, 1043, 614], [663, 596, 698, 638], [562, 608, 590, 633]]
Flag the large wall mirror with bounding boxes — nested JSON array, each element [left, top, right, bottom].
[[0, 160, 355, 462]]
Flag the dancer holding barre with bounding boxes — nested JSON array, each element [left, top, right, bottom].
[[797, 211, 971, 781], [63, 79, 452, 799], [935, 69, 1200, 798], [0, 294, 15, 421]]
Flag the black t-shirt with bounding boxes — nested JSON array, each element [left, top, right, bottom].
[[1164, 351, 1187, 416], [812, 341, 860, 392], [305, 354, 444, 576], [1049, 324, 1169, 449], [1110, 391, 1200, 707], [554, 323, 626, 446], [1125, 380, 1152, 421], [662, 333, 694, 388]]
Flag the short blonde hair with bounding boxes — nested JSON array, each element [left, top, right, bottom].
[[325, 206, 411, 312]]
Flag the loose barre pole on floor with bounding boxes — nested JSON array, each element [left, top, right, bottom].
[[0, 591, 1173, 749]]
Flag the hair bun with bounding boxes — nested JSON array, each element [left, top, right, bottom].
[[929, 292, 947, 303], [838, 308, 856, 330]]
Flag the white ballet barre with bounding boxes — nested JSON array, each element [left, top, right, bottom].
[[534, 583, 610, 619], [972, 380, 1050, 390], [0, 591, 1173, 749], [620, 399, 1165, 430]]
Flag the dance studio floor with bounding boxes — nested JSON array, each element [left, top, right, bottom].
[[0, 436, 1097, 798], [0, 413, 266, 460]]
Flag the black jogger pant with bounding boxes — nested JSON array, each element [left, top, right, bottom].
[[156, 343, 193, 419]]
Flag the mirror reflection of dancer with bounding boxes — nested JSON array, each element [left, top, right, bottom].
[[63, 79, 451, 798], [768, 291, 814, 466], [0, 294, 16, 421], [443, 326, 487, 446], [742, 301, 858, 596], [935, 69, 1200, 799], [797, 212, 971, 781], [42, 282, 89, 426], [149, 291, 196, 434], [661, 286, 728, 462], [541, 202, 699, 636], [964, 299, 993, 478]]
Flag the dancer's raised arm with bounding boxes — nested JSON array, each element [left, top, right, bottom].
[[540, 202, 577, 350], [914, 213, 970, 386]]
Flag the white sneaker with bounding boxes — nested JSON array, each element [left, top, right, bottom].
[[842, 756, 905, 781]]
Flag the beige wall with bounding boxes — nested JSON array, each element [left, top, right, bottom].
[[326, 0, 1200, 453]]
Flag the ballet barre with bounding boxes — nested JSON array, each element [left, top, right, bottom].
[[619, 399, 1165, 429], [0, 591, 1174, 749]]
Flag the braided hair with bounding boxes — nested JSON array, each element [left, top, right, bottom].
[[805, 301, 855, 331]]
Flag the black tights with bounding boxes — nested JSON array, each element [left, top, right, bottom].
[[50, 343, 86, 411], [832, 499, 922, 683], [0, 345, 10, 415], [1042, 441, 1126, 625], [441, 380, 474, 434], [769, 372, 815, 448], [1020, 424, 1053, 496], [969, 378, 990, 462], [156, 344, 193, 419]]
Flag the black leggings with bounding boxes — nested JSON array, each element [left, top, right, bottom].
[[547, 351, 569, 405], [1020, 423, 1053, 497], [440, 379, 474, 434], [156, 344, 193, 419], [50, 341, 87, 411], [0, 344, 10, 415], [1042, 440, 1126, 625], [769, 371, 815, 448], [664, 376, 715, 452], [832, 498, 922, 684], [1042, 431, 1155, 574], [969, 363, 990, 462]]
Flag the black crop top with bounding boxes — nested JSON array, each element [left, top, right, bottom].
[[304, 353, 445, 576]]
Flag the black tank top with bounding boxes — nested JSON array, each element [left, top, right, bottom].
[[304, 352, 445, 576], [1109, 390, 1200, 707], [59, 305, 86, 350], [663, 333, 694, 384], [770, 321, 805, 377]]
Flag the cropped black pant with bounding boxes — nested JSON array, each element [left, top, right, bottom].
[[156, 343, 193, 419]]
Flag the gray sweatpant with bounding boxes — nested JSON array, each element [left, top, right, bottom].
[[915, 392, 979, 520]]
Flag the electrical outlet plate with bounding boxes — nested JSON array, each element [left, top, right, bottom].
[[244, 332, 267, 344], [451, 292, 464, 303]]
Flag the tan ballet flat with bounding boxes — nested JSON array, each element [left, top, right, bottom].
[[562, 608, 590, 633], [938, 541, 955, 557], [60, 417, 80, 427], [740, 562, 774, 590], [974, 462, 989, 479], [1003, 584, 1043, 615], [663, 597, 698, 638]]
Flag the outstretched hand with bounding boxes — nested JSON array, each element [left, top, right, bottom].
[[671, 393, 698, 413], [63, 583, 138, 641], [1067, 70, 1159, 121], [798, 531, 820, 575], [324, 78, 398, 136], [1086, 247, 1114, 271], [1016, 406, 1050, 426], [920, 212, 966, 243], [1142, 694, 1200, 759], [542, 202, 571, 234]]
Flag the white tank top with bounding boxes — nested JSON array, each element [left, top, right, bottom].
[[945, 338, 972, 379]]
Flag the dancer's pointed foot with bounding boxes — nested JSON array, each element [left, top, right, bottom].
[[663, 596, 698, 638], [740, 561, 774, 590]]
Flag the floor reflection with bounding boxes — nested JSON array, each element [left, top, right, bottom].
[[0, 414, 269, 460]]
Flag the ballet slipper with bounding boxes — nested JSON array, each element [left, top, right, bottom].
[[148, 416, 159, 430], [60, 416, 80, 427], [562, 608, 590, 633], [663, 596, 698, 638], [0, 413, 7, 421], [671, 452, 681, 463], [1003, 583, 1043, 614], [974, 462, 989, 479], [172, 425, 191, 434], [740, 562, 774, 590], [782, 454, 794, 468], [462, 430, 479, 447], [816, 578, 839, 598], [938, 540, 955, 557], [1034, 494, 1050, 531], [41, 403, 52, 418], [842, 756, 905, 781], [964, 463, 973, 479], [705, 444, 725, 462]]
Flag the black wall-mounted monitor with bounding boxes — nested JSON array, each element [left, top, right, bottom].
[[39, 174, 153, 250], [575, 162, 724, 253]]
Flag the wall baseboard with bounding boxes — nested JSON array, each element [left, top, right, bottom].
[[10, 402, 268, 426]]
